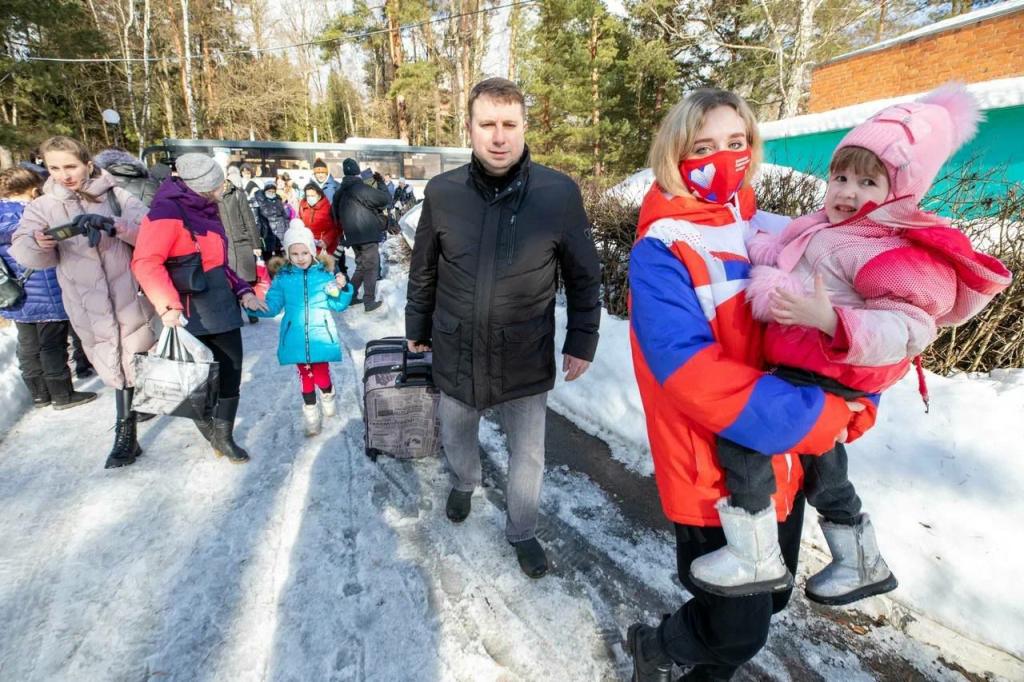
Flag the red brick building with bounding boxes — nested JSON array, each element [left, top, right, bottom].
[[809, 1, 1024, 113]]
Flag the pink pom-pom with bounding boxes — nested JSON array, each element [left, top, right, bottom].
[[920, 82, 983, 149], [746, 265, 804, 322], [747, 231, 784, 266]]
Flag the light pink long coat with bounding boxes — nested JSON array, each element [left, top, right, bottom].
[[10, 170, 158, 389]]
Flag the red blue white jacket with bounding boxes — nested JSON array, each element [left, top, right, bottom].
[[629, 184, 858, 527]]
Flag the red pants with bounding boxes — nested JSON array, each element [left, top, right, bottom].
[[297, 362, 332, 393]]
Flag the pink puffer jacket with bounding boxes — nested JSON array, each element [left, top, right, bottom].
[[10, 171, 158, 389], [745, 197, 1011, 393]]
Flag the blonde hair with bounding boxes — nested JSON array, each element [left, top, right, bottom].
[[648, 89, 762, 199]]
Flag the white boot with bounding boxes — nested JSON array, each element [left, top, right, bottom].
[[805, 514, 898, 606], [302, 404, 321, 437], [321, 389, 336, 417], [688, 498, 794, 597]]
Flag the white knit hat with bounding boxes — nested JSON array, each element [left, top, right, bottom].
[[283, 222, 316, 255]]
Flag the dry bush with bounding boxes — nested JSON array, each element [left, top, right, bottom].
[[583, 163, 1022, 372]]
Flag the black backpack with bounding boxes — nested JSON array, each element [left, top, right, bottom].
[[0, 257, 32, 310]]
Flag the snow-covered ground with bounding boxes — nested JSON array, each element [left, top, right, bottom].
[[1, 243, 1022, 679]]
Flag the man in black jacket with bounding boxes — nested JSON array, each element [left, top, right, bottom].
[[331, 158, 390, 312], [406, 78, 601, 578]]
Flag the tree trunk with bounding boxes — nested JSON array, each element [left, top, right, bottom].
[[115, 0, 141, 150], [385, 0, 409, 141], [779, 0, 821, 119], [508, 2, 521, 80], [140, 0, 152, 155], [875, 0, 888, 42], [158, 58, 178, 138], [180, 0, 199, 137], [589, 16, 602, 177]]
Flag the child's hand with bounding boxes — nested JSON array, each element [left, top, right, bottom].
[[335, 272, 348, 288], [770, 274, 838, 336], [241, 292, 268, 312]]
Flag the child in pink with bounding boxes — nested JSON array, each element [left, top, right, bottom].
[[689, 83, 1011, 604]]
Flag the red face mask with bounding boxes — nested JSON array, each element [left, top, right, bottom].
[[679, 149, 752, 204]]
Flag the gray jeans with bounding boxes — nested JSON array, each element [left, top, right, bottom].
[[350, 242, 380, 307], [439, 390, 548, 542]]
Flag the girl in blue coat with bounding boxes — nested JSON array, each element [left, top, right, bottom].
[[0, 167, 96, 410], [253, 221, 353, 435]]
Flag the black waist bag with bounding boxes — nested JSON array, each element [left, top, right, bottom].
[[166, 205, 208, 294]]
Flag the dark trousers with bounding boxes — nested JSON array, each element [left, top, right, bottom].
[[660, 495, 806, 678], [716, 367, 863, 523], [196, 329, 243, 399], [16, 321, 71, 382], [68, 325, 92, 373], [349, 242, 380, 305]]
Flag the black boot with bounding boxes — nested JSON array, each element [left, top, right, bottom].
[[211, 396, 250, 463], [510, 537, 549, 579], [193, 413, 215, 442], [627, 622, 673, 682], [45, 376, 98, 411], [105, 388, 141, 469], [25, 376, 51, 408]]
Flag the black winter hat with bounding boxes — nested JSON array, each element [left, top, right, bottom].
[[312, 158, 328, 170], [342, 158, 360, 177]]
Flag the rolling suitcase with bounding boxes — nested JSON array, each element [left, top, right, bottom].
[[363, 337, 441, 460]]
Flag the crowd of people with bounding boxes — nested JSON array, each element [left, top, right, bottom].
[[0, 74, 1010, 681]]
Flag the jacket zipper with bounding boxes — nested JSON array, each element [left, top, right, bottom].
[[303, 269, 311, 363], [506, 214, 517, 265]]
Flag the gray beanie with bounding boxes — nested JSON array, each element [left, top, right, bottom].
[[176, 153, 225, 193]]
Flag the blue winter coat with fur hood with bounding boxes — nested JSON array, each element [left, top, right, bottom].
[[252, 261, 354, 365]]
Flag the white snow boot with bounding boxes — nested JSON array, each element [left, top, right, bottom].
[[688, 498, 794, 597], [805, 514, 898, 606], [302, 404, 321, 437], [321, 389, 336, 418]]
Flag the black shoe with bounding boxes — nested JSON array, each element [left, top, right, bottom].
[[351, 297, 363, 305], [75, 366, 95, 379], [364, 300, 383, 313], [446, 488, 472, 523], [45, 377, 98, 411], [211, 397, 250, 463], [105, 388, 141, 469], [247, 315, 259, 324], [626, 623, 673, 682], [677, 665, 731, 681], [510, 537, 548, 579], [26, 377, 51, 408], [135, 411, 156, 423]]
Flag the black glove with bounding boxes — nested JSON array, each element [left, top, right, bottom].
[[71, 214, 116, 247]]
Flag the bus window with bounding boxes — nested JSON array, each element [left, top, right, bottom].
[[318, 150, 350, 179], [403, 152, 441, 180], [442, 155, 469, 173], [262, 152, 310, 178], [355, 150, 401, 178]]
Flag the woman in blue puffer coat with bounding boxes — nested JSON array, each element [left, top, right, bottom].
[[0, 167, 96, 410], [252, 220, 353, 435]]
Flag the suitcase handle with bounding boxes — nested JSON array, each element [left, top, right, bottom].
[[397, 363, 432, 385], [400, 347, 426, 382]]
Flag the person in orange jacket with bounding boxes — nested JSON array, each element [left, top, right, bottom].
[[297, 183, 340, 256]]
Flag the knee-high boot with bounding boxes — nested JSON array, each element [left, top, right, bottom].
[[105, 388, 141, 469], [211, 396, 250, 463]]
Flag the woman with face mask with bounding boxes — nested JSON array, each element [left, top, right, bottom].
[[10, 136, 158, 469], [297, 183, 339, 256]]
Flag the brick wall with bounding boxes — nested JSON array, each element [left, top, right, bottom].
[[809, 10, 1024, 112]]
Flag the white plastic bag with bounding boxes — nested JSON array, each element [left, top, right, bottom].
[[131, 326, 219, 419]]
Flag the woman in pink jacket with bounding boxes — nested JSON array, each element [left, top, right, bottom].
[[688, 84, 1012, 606], [11, 136, 158, 469]]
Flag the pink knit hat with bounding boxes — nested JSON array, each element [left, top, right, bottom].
[[834, 82, 983, 204]]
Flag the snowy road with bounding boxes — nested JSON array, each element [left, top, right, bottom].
[[0, 251, 1019, 680]]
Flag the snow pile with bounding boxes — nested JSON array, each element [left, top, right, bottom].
[[0, 324, 30, 433]]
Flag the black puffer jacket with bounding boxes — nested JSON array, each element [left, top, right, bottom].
[[331, 176, 390, 246], [406, 150, 601, 409], [254, 190, 289, 243]]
